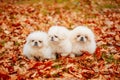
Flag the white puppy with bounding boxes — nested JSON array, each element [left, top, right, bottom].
[[23, 31, 52, 60], [70, 26, 96, 57], [48, 26, 72, 59]]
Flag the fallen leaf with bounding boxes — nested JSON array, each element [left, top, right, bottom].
[[94, 47, 102, 60], [115, 35, 120, 41]]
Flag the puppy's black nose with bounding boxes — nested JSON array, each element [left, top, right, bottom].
[[80, 37, 84, 41], [51, 37, 54, 41], [34, 42, 38, 46]]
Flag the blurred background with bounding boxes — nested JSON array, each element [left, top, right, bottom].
[[0, 0, 120, 31]]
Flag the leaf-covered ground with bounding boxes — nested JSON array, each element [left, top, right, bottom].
[[0, 0, 120, 80]]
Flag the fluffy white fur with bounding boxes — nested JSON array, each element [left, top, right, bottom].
[[70, 26, 96, 57], [48, 26, 72, 59], [23, 31, 52, 60]]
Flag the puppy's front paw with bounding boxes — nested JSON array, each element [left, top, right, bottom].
[[51, 54, 56, 60], [61, 53, 69, 57], [69, 54, 75, 58]]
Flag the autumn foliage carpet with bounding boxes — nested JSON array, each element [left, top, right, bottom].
[[0, 0, 120, 80]]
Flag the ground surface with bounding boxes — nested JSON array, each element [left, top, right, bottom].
[[0, 0, 120, 80]]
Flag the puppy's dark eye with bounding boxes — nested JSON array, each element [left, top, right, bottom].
[[77, 35, 80, 37], [32, 40, 34, 42], [85, 36, 88, 39], [39, 41, 42, 43], [54, 35, 58, 38]]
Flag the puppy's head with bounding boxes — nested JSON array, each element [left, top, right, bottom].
[[48, 26, 69, 43], [26, 31, 48, 48], [71, 26, 95, 44]]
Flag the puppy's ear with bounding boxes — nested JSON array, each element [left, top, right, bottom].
[[69, 31, 77, 40], [58, 33, 66, 40], [43, 35, 49, 47], [26, 35, 30, 42], [59, 29, 69, 40], [26, 36, 29, 42], [26, 33, 32, 44]]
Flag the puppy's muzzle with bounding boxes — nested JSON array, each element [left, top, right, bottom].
[[34, 42, 38, 46], [51, 37, 54, 41], [80, 37, 84, 41]]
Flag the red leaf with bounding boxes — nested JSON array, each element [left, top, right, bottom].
[[81, 69, 95, 79], [82, 51, 91, 56], [116, 46, 120, 51], [12, 23, 21, 27], [98, 60, 105, 70], [69, 67, 76, 72], [12, 54, 17, 63], [68, 58, 76, 63], [24, 19, 30, 24], [0, 72, 10, 80], [44, 61, 53, 68], [7, 66, 14, 73], [30, 62, 43, 69], [17, 75, 26, 80], [80, 51, 91, 60], [93, 27, 102, 35], [94, 47, 102, 59], [38, 71, 43, 75]]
